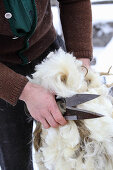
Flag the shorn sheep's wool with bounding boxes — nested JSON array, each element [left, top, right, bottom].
[[29, 49, 113, 170]]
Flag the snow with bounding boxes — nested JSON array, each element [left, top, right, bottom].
[[92, 4, 113, 24], [92, 38, 113, 84], [96, 24, 113, 37], [93, 38, 113, 73], [33, 122, 39, 170], [91, 0, 113, 2], [91, 3, 113, 84]]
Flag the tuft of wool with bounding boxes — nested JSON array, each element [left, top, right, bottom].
[[30, 49, 87, 97], [29, 49, 113, 170]]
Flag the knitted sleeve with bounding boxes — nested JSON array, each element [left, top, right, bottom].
[[0, 62, 28, 106], [57, 0, 93, 59]]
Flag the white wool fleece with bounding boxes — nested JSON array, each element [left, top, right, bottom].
[[30, 49, 87, 97], [29, 49, 113, 170]]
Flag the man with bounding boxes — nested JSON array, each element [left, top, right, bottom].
[[0, 0, 92, 169]]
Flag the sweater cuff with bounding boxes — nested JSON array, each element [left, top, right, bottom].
[[9, 76, 29, 106], [73, 50, 93, 61], [0, 62, 29, 106]]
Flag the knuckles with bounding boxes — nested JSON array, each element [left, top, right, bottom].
[[44, 124, 50, 129], [55, 116, 64, 123], [51, 123, 59, 128]]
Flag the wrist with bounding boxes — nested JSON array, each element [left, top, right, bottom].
[[77, 58, 90, 68], [19, 81, 32, 102]]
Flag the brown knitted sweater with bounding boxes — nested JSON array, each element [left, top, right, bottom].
[[0, 0, 92, 105]]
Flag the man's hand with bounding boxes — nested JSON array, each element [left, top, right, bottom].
[[78, 58, 90, 68], [19, 82, 67, 129]]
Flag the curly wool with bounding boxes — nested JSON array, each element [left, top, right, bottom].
[[30, 49, 113, 170]]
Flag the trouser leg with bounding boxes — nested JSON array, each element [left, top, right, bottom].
[[0, 99, 33, 170]]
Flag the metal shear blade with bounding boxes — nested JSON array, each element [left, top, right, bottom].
[[56, 94, 103, 120], [65, 94, 100, 107], [64, 107, 103, 120]]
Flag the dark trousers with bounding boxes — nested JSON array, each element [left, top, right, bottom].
[[0, 35, 65, 170]]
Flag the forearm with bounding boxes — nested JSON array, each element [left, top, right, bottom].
[[58, 0, 93, 59], [0, 62, 28, 105]]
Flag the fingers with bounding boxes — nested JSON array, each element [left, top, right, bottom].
[[29, 92, 67, 129], [50, 102, 67, 126], [40, 118, 50, 129], [38, 112, 59, 129], [38, 109, 66, 129], [44, 111, 59, 128]]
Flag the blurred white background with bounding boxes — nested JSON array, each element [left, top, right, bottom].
[[51, 0, 113, 85], [91, 0, 113, 84]]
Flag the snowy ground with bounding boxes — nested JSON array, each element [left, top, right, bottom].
[[92, 3, 113, 84], [92, 40, 113, 84]]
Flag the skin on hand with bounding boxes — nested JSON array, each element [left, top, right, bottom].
[[78, 58, 90, 68], [19, 82, 67, 129]]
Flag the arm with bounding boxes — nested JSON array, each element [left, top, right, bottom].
[[57, 0, 93, 66], [0, 62, 28, 105], [0, 62, 66, 128], [20, 0, 92, 127]]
